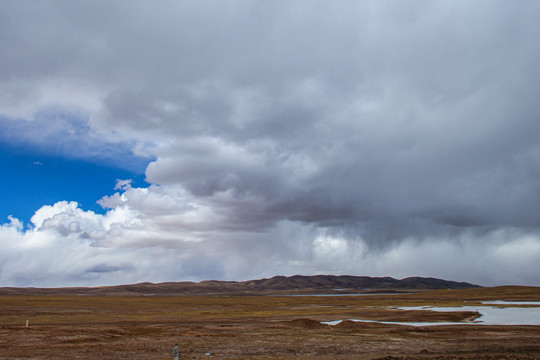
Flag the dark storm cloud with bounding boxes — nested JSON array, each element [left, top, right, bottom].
[[49, 2, 540, 231], [92, 1, 540, 237], [87, 264, 130, 274]]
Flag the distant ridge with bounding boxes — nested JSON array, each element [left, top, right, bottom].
[[0, 275, 480, 296]]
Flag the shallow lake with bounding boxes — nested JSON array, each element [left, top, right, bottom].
[[272, 292, 410, 297], [323, 301, 540, 326]]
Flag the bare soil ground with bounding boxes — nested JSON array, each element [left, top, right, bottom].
[[1, 286, 540, 359]]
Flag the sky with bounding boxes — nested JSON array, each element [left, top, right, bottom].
[[1, 1, 540, 287]]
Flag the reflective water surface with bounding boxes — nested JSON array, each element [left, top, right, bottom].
[[323, 301, 540, 326]]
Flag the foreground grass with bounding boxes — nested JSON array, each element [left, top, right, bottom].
[[1, 286, 540, 359]]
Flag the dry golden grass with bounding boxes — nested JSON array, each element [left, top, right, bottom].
[[1, 286, 540, 359]]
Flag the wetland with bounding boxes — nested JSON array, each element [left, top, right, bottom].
[[1, 286, 540, 359]]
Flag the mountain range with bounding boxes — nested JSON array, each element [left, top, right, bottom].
[[0, 275, 480, 296]]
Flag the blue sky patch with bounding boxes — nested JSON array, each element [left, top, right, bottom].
[[0, 143, 150, 225]]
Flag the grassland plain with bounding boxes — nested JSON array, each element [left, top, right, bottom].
[[1, 286, 540, 359]]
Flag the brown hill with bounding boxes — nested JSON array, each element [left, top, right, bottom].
[[0, 275, 480, 296]]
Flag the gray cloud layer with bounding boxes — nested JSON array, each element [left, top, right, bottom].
[[1, 1, 540, 286]]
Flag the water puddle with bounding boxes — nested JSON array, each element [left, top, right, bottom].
[[273, 292, 410, 297], [481, 301, 540, 306], [322, 301, 540, 326]]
